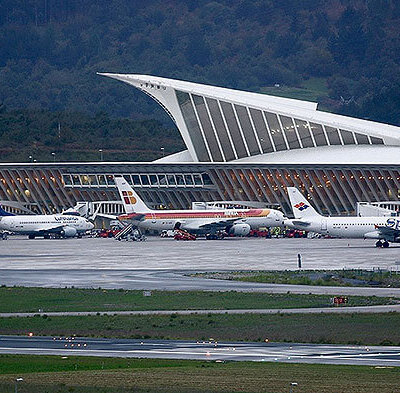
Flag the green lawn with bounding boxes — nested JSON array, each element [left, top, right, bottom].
[[195, 270, 400, 288], [0, 355, 398, 393], [0, 287, 391, 313], [1, 312, 400, 345]]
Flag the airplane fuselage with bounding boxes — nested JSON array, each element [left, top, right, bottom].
[[0, 215, 93, 235], [289, 216, 400, 241], [119, 208, 284, 233]]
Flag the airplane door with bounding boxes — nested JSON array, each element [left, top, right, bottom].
[[321, 219, 327, 231], [151, 213, 156, 224]]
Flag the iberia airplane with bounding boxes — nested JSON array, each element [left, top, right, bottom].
[[114, 177, 285, 239], [285, 187, 400, 248]]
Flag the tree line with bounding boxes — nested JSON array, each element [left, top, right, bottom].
[[0, 107, 184, 162], [1, 0, 400, 127]]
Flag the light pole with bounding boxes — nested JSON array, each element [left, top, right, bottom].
[[51, 152, 56, 163], [161, 147, 165, 157], [99, 149, 103, 161], [289, 382, 298, 393], [28, 155, 33, 163], [15, 378, 23, 393]]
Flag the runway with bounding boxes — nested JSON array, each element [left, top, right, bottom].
[[1, 237, 400, 295], [1, 335, 400, 366]]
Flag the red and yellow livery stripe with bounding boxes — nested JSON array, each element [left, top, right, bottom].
[[119, 209, 270, 221]]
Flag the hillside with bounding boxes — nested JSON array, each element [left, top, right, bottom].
[[1, 0, 400, 162], [0, 108, 184, 162]]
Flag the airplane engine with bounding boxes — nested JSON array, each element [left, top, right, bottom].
[[61, 226, 77, 238], [228, 223, 251, 237], [363, 231, 380, 239]]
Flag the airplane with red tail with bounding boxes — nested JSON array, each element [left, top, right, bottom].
[[114, 177, 285, 239]]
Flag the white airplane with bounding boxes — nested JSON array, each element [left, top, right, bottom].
[[114, 177, 285, 239], [285, 187, 400, 248], [0, 205, 94, 239]]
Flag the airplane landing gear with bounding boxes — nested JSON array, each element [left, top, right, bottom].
[[376, 240, 390, 248], [28, 234, 35, 239], [205, 231, 225, 240]]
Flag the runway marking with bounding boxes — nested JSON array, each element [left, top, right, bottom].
[[1, 346, 399, 361], [2, 335, 400, 366]]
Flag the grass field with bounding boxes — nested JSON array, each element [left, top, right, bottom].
[[261, 77, 329, 102], [0, 287, 392, 313], [0, 355, 399, 393], [194, 270, 400, 288], [1, 312, 400, 345]]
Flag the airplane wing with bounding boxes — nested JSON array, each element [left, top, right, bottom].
[[92, 213, 118, 220], [375, 224, 400, 240], [118, 213, 146, 221], [285, 219, 311, 227], [33, 225, 67, 234], [183, 218, 239, 231], [291, 220, 311, 227], [91, 213, 146, 221]]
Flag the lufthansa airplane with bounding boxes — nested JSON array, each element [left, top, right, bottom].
[[114, 177, 285, 239], [0, 206, 94, 239], [285, 187, 400, 248]]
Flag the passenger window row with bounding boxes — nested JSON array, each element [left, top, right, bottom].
[[63, 173, 213, 187]]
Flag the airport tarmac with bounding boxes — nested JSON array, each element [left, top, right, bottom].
[[1, 335, 400, 367], [2, 236, 400, 271], [1, 237, 400, 294]]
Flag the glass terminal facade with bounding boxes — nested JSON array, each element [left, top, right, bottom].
[[1, 163, 399, 216]]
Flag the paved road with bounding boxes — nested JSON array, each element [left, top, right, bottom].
[[1, 335, 400, 366], [1, 304, 400, 318]]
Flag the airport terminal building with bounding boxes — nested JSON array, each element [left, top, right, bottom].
[[1, 74, 400, 216]]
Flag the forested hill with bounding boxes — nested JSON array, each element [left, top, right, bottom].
[[0, 108, 184, 162], [1, 0, 400, 127]]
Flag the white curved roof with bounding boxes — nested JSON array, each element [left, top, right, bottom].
[[98, 73, 318, 112], [99, 73, 400, 165], [100, 73, 400, 143], [232, 145, 400, 165], [153, 149, 194, 163]]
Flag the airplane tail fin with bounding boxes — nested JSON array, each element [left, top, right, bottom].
[[114, 177, 152, 214], [0, 205, 14, 216], [287, 187, 321, 219]]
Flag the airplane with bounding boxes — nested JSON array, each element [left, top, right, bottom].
[[285, 187, 400, 248], [114, 177, 285, 239], [0, 205, 94, 239]]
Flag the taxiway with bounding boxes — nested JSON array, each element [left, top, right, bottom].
[[1, 237, 400, 295], [1, 335, 399, 367]]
